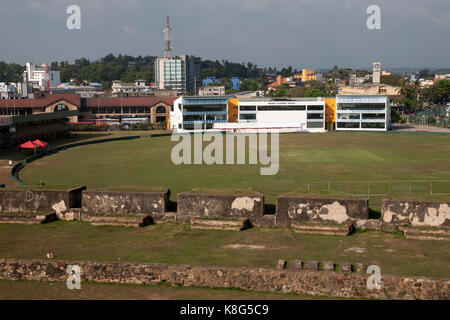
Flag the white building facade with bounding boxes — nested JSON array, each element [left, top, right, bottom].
[[336, 95, 391, 131], [24, 63, 61, 90], [171, 96, 228, 132], [216, 97, 326, 133]]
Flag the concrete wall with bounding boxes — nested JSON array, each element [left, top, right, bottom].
[[276, 196, 369, 227], [81, 190, 170, 219], [0, 259, 448, 300], [382, 200, 450, 227], [177, 192, 265, 225], [0, 187, 85, 219]]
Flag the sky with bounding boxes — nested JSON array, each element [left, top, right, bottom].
[[0, 0, 449, 69]]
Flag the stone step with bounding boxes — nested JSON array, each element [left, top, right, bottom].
[[90, 215, 154, 228], [0, 213, 57, 225], [292, 222, 355, 236], [399, 226, 450, 241], [190, 217, 252, 231]]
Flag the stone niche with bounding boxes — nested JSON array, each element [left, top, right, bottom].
[[81, 190, 170, 219], [276, 195, 369, 227], [0, 187, 86, 219], [177, 192, 265, 225], [382, 200, 450, 227]]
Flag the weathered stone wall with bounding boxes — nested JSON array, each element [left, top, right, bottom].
[[276, 196, 369, 227], [382, 200, 450, 227], [0, 259, 447, 300], [81, 190, 170, 219], [177, 193, 266, 225], [0, 187, 85, 219]]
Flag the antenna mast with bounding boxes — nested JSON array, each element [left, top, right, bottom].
[[164, 16, 172, 58]]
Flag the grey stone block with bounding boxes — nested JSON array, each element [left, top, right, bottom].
[[290, 260, 303, 270], [277, 260, 287, 270], [322, 261, 335, 271], [355, 263, 365, 273], [340, 262, 352, 272], [305, 260, 319, 271]]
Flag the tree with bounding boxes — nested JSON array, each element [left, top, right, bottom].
[[304, 88, 327, 97], [240, 79, 259, 91], [381, 74, 401, 86]]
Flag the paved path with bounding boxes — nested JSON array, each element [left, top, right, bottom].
[[394, 124, 450, 133]]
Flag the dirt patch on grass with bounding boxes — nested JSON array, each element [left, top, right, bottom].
[[222, 244, 267, 250]]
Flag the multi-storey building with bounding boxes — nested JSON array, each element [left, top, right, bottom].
[[155, 55, 202, 93], [170, 96, 228, 131], [24, 63, 61, 90], [336, 95, 390, 131]]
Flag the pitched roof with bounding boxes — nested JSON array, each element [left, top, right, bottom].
[[83, 97, 177, 108], [0, 94, 81, 109]]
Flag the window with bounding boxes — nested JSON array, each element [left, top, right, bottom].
[[240, 106, 256, 111], [307, 122, 324, 128], [156, 106, 166, 114], [240, 114, 256, 120], [337, 122, 360, 129], [307, 105, 324, 111], [54, 104, 69, 112], [307, 114, 324, 120]]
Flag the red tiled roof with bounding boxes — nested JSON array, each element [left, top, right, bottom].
[[0, 94, 81, 109], [83, 97, 177, 108]]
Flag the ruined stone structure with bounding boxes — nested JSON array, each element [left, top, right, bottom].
[[276, 196, 369, 227], [177, 192, 269, 226], [0, 187, 85, 220], [81, 190, 170, 222], [0, 259, 448, 300], [382, 200, 450, 227]]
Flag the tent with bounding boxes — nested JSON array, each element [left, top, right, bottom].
[[19, 141, 38, 150], [18, 141, 39, 154], [32, 139, 49, 148]]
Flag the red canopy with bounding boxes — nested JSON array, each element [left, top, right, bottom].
[[19, 141, 38, 150], [33, 139, 48, 148]]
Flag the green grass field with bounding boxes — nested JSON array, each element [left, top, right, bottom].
[[0, 279, 342, 300], [19, 131, 450, 210], [1, 222, 449, 279]]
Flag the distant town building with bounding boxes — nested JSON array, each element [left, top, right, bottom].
[[267, 75, 300, 91], [155, 55, 202, 93], [199, 86, 226, 96], [23, 62, 61, 90], [111, 80, 154, 96], [339, 83, 400, 96], [419, 79, 434, 88], [349, 74, 370, 86], [373, 62, 381, 84], [0, 83, 20, 99], [382, 70, 391, 76], [434, 74, 450, 83], [230, 77, 240, 90], [301, 69, 317, 82], [202, 77, 218, 87]]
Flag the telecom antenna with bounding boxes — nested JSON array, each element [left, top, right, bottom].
[[164, 16, 172, 58]]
